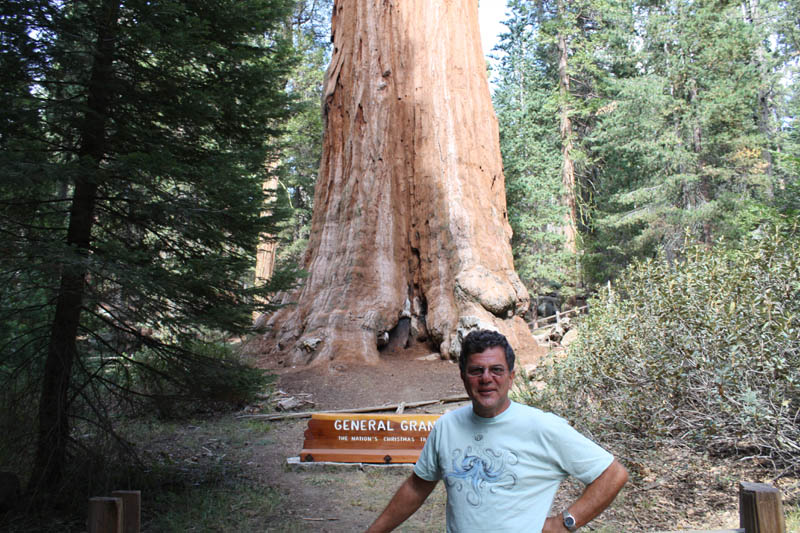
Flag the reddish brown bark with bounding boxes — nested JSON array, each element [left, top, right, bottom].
[[557, 1, 577, 256], [256, 0, 541, 367], [253, 177, 279, 321]]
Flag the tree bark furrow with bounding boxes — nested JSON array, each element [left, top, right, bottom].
[[257, 0, 541, 367]]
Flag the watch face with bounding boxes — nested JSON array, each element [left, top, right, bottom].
[[562, 510, 577, 530]]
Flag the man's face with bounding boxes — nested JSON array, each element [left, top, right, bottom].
[[461, 346, 515, 418]]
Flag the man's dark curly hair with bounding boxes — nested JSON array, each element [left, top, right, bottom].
[[459, 329, 515, 374]]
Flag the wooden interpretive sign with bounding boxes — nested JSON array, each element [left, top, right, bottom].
[[300, 413, 440, 464]]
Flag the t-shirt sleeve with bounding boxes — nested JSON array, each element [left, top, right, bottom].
[[542, 414, 614, 485], [413, 421, 442, 482]]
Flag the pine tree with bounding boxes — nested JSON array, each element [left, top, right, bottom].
[[253, 0, 333, 317], [275, 0, 333, 267], [0, 0, 297, 492], [495, 0, 797, 287], [585, 0, 786, 278], [494, 0, 635, 295], [494, 1, 564, 294]]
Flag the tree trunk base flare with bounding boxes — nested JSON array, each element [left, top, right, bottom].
[[253, 0, 543, 368]]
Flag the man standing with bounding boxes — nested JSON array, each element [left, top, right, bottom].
[[366, 329, 628, 532]]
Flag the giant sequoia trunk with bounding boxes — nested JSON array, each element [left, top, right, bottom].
[[257, 0, 541, 366]]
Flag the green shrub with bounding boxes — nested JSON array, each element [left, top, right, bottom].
[[518, 225, 800, 472], [131, 341, 274, 418]]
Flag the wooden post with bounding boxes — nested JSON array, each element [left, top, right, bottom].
[[88, 496, 122, 533], [739, 482, 785, 533], [111, 490, 141, 533]]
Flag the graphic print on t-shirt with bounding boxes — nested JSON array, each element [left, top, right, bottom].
[[443, 445, 518, 506]]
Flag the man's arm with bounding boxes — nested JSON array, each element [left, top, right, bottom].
[[365, 472, 438, 533], [542, 458, 629, 533]]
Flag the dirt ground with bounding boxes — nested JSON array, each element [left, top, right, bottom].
[[248, 342, 463, 532], [270, 341, 465, 411]]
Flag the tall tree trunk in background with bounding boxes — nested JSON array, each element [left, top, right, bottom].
[[253, 176, 279, 321], [743, 0, 777, 195], [557, 0, 578, 256], [30, 0, 119, 492], [257, 0, 540, 367], [688, 82, 713, 245]]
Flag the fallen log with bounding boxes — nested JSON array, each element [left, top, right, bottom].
[[237, 394, 469, 422]]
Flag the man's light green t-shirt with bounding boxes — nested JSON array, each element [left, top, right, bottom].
[[414, 401, 613, 533]]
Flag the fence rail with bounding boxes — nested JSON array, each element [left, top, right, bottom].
[[530, 304, 589, 329]]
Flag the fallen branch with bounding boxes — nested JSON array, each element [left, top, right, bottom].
[[237, 394, 469, 421]]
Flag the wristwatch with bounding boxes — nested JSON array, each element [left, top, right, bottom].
[[562, 509, 578, 531]]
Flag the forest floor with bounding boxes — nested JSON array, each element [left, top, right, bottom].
[[5, 343, 798, 532]]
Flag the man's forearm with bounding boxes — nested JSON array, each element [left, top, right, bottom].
[[543, 459, 629, 532], [365, 473, 438, 533], [569, 459, 628, 527]]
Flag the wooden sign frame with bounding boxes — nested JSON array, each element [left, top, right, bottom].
[[300, 413, 440, 464]]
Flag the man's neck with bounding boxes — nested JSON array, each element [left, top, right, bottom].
[[471, 399, 512, 418]]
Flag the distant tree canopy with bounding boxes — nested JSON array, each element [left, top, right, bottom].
[[274, 0, 333, 267], [494, 0, 800, 297], [0, 0, 298, 493]]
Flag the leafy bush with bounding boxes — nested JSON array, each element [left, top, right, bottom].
[[131, 341, 274, 418], [518, 225, 800, 473]]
